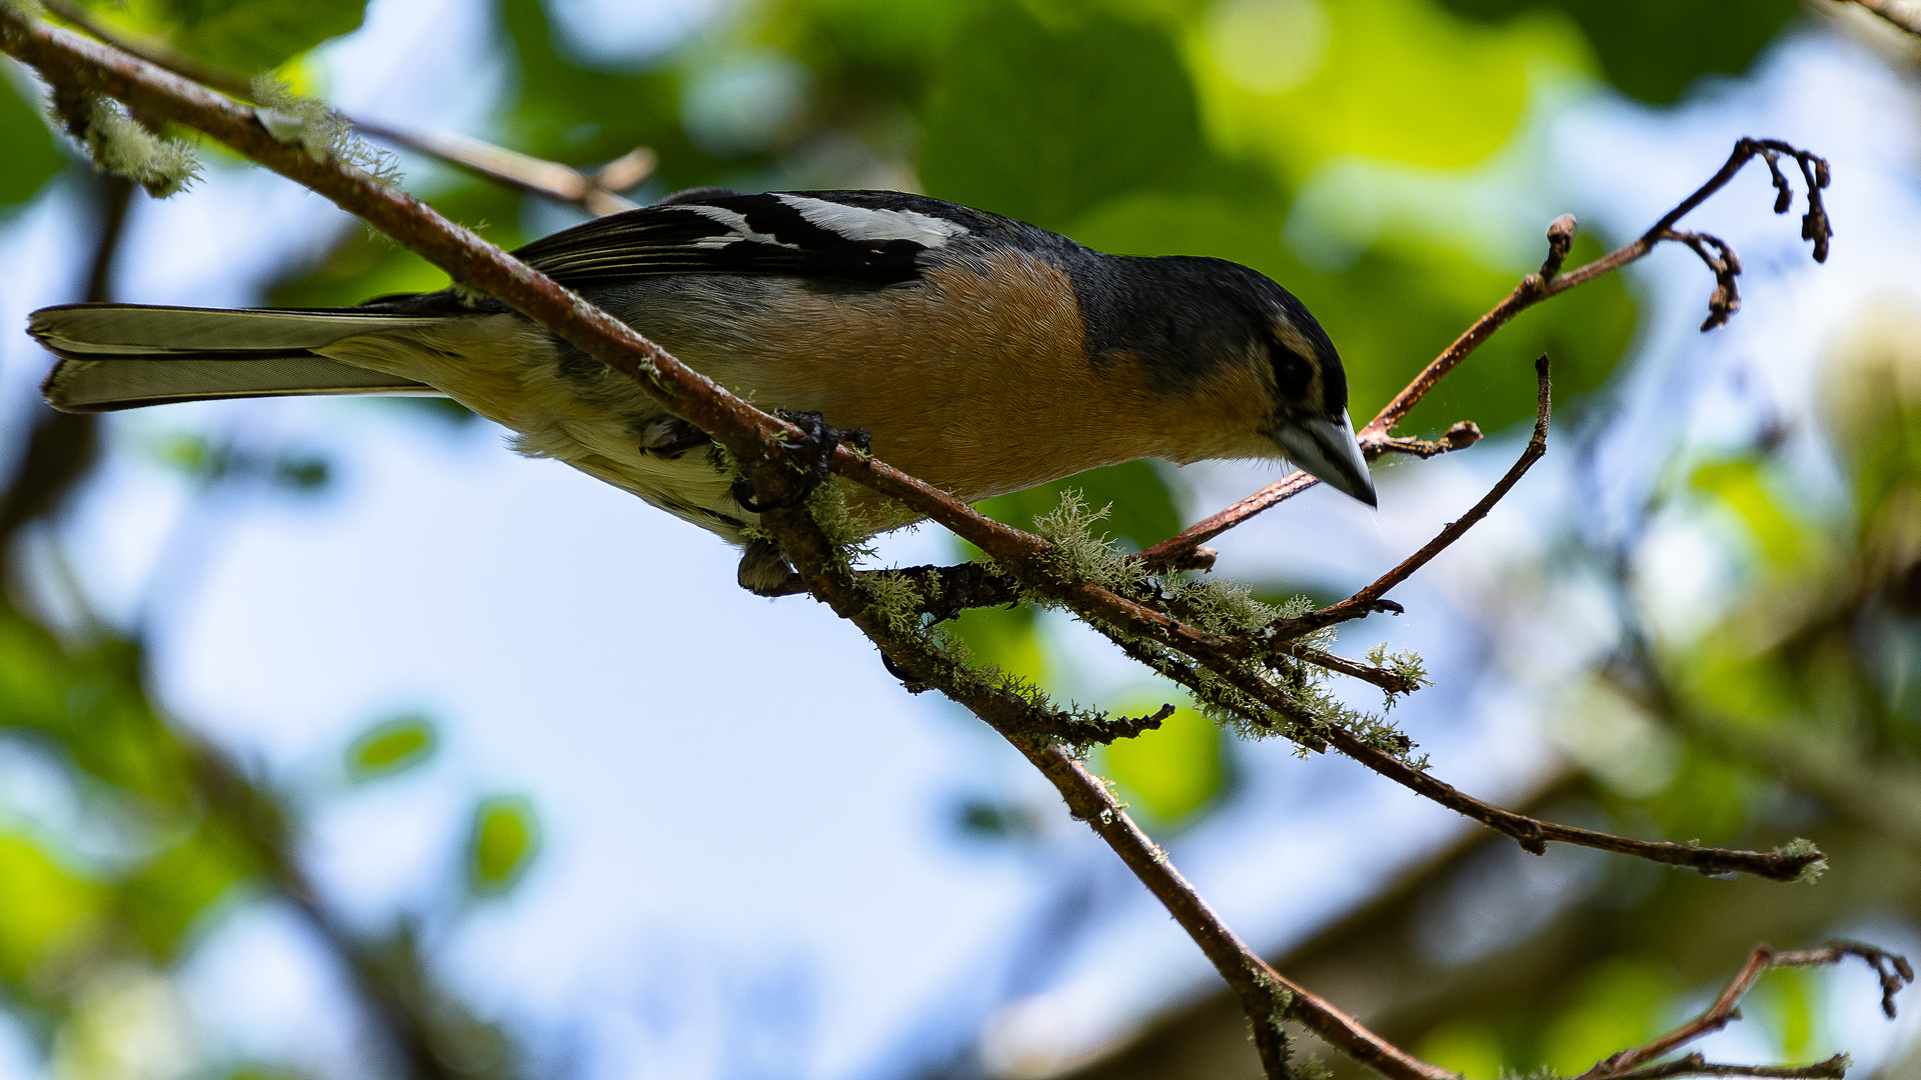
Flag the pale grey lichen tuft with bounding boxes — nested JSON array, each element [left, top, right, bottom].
[[58, 95, 201, 197], [1020, 490, 1424, 761], [250, 75, 402, 186]]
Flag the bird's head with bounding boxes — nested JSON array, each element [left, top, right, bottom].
[[1102, 255, 1375, 508], [1248, 278, 1375, 508]]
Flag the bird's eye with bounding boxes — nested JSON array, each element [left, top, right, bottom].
[[1270, 344, 1312, 398]]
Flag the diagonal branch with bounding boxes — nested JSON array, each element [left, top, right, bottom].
[[1139, 138, 1832, 569], [1314, 724, 1824, 879], [755, 498, 1459, 1080]]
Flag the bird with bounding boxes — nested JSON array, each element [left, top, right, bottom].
[[28, 187, 1375, 594]]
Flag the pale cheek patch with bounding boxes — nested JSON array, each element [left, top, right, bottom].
[[1272, 321, 1317, 364], [776, 195, 969, 247]]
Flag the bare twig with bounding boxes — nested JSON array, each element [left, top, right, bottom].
[[1598, 1053, 1848, 1080], [1137, 140, 1832, 569], [1833, 0, 1921, 36], [1374, 421, 1484, 460], [1580, 942, 1913, 1079], [1282, 645, 1423, 695], [36, 0, 650, 214], [1315, 724, 1825, 879], [352, 120, 651, 216], [1278, 355, 1553, 639]]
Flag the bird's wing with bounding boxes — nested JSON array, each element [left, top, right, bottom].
[[512, 191, 978, 287]]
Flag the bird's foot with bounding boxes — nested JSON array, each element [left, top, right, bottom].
[[737, 539, 806, 596], [729, 410, 870, 513]]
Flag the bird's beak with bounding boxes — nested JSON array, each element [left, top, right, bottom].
[[1268, 413, 1377, 508]]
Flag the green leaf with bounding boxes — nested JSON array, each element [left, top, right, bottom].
[[945, 604, 1046, 687], [497, 0, 698, 173], [0, 611, 194, 807], [0, 834, 104, 985], [1539, 957, 1678, 1073], [167, 0, 372, 73], [345, 714, 437, 781], [120, 824, 257, 961], [1414, 1019, 1510, 1080], [269, 453, 330, 492], [804, 0, 984, 63], [976, 460, 1181, 553], [0, 74, 64, 207], [1690, 458, 1807, 569], [1434, 0, 1799, 105], [467, 796, 539, 896], [1645, 748, 1755, 845], [1190, 0, 1593, 184], [920, 0, 1212, 230], [1100, 704, 1224, 825]]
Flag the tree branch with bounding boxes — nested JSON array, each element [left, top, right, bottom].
[[755, 499, 1459, 1080]]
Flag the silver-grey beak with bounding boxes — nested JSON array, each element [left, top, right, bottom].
[[1270, 413, 1377, 508]]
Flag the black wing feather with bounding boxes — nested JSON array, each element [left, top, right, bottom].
[[511, 192, 938, 287]]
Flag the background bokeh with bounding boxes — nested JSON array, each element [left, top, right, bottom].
[[2, 1, 1921, 1078]]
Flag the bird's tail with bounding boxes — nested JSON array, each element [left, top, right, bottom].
[[30, 303, 451, 413]]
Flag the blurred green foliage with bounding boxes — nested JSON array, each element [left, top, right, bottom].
[[920, 2, 1212, 231], [346, 713, 438, 780], [57, 0, 371, 72], [1435, 0, 1802, 104], [1100, 705, 1225, 825], [163, 0, 370, 72], [0, 0, 1871, 1074], [468, 796, 539, 896], [0, 72, 63, 206]]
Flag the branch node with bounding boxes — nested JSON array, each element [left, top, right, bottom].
[[1541, 213, 1578, 280]]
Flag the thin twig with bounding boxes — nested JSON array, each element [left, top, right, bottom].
[[352, 119, 651, 216], [1580, 942, 1913, 1079], [1599, 1053, 1848, 1080], [1137, 140, 1832, 569], [36, 0, 650, 214], [1279, 355, 1553, 639], [1280, 644, 1423, 695], [1315, 724, 1824, 879]]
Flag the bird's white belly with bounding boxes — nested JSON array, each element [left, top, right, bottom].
[[317, 314, 759, 545]]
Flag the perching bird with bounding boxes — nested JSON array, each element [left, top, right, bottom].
[[28, 188, 1375, 593]]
